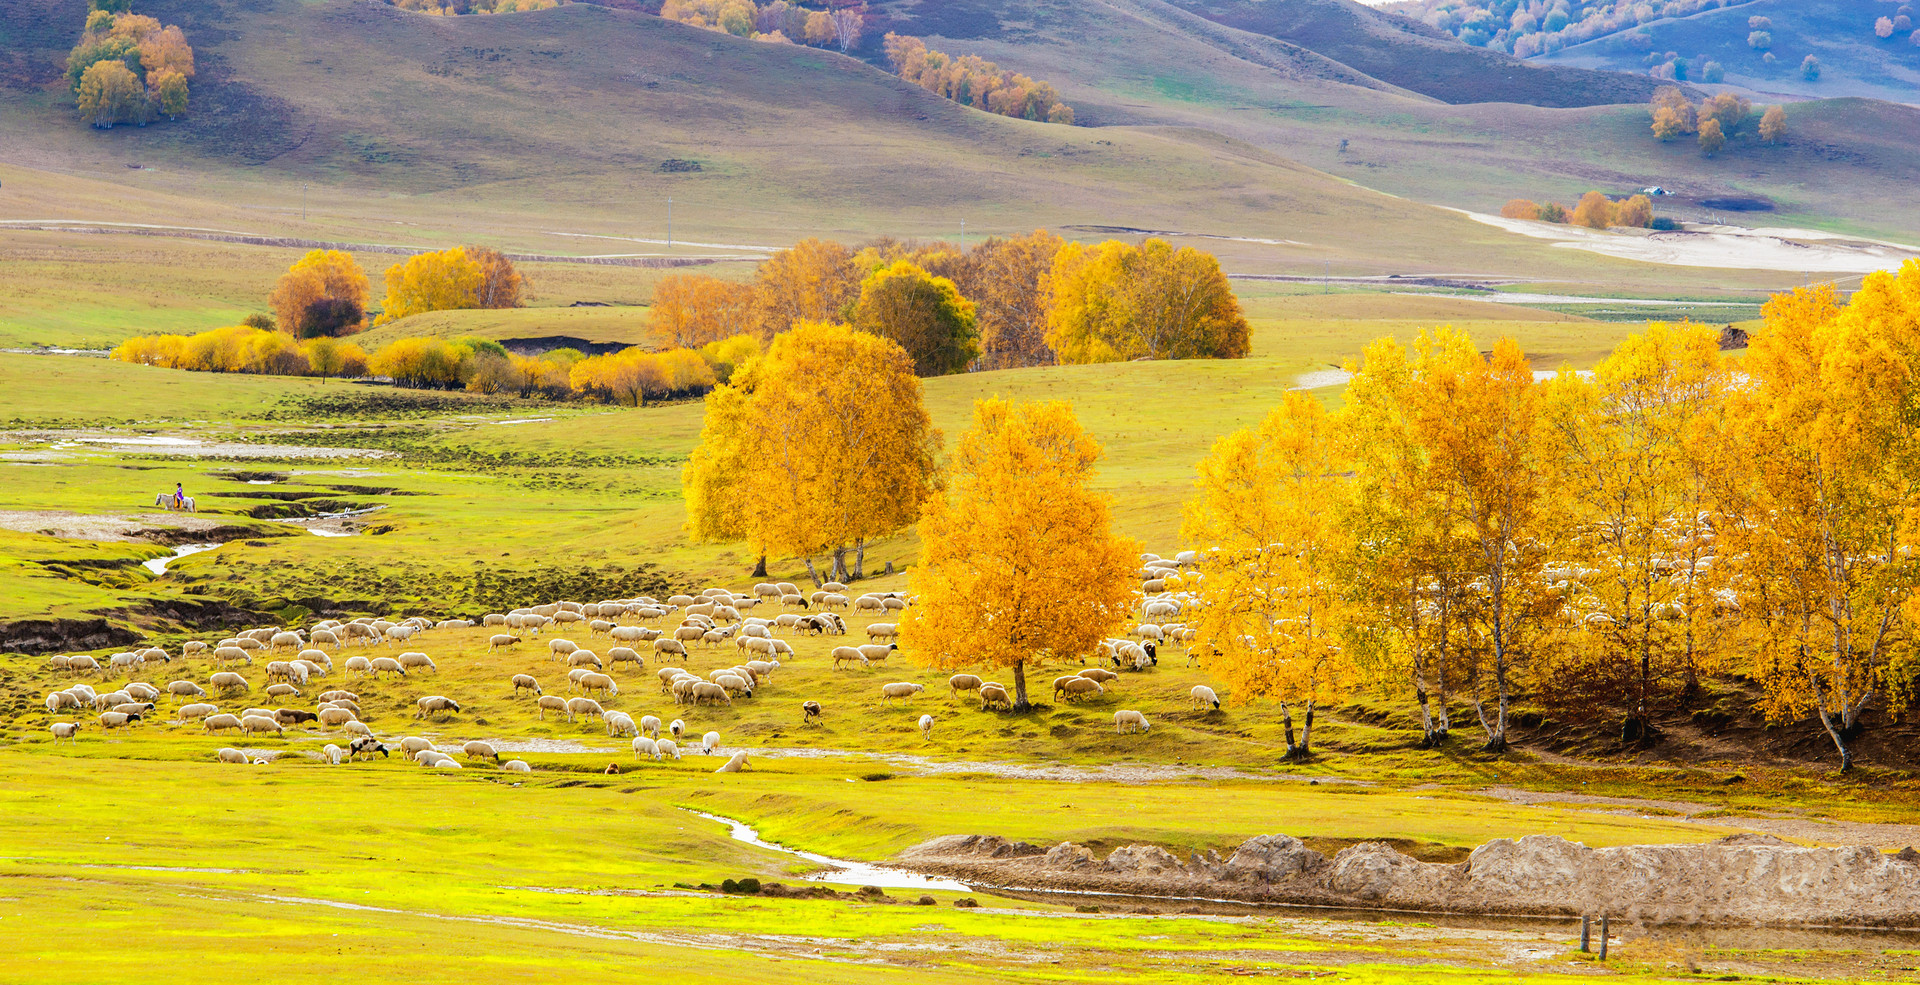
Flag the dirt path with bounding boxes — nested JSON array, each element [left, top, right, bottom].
[[1486, 785, 1920, 850], [0, 509, 231, 543]]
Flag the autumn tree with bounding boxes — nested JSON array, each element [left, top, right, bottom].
[[269, 249, 371, 338], [468, 247, 526, 310], [149, 69, 188, 119], [681, 322, 939, 584], [1700, 93, 1751, 133], [380, 247, 484, 323], [1536, 323, 1733, 740], [1721, 271, 1920, 771], [1570, 191, 1614, 229], [751, 238, 861, 340], [1500, 199, 1541, 221], [971, 230, 1065, 369], [1648, 85, 1697, 140], [1045, 238, 1249, 363], [652, 273, 759, 349], [883, 33, 1074, 124], [75, 60, 143, 127], [1698, 118, 1726, 157], [1412, 331, 1557, 752], [1760, 105, 1787, 144], [904, 399, 1137, 710], [852, 260, 979, 376], [1613, 194, 1654, 229], [1184, 391, 1357, 758]]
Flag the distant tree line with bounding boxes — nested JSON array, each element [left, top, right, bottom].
[[64, 0, 194, 127], [383, 0, 559, 15], [883, 34, 1073, 125], [1501, 191, 1661, 230], [1648, 87, 1785, 156], [659, 0, 866, 51]]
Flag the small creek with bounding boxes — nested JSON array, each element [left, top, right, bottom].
[[688, 810, 973, 892], [143, 542, 220, 575]]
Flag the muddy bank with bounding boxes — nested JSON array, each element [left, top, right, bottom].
[[0, 618, 140, 654], [901, 832, 1920, 927]]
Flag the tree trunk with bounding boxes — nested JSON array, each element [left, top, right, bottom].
[[1415, 685, 1437, 748], [1012, 660, 1029, 711], [1476, 699, 1509, 754], [830, 546, 850, 584], [853, 538, 865, 581], [751, 555, 768, 579], [1280, 702, 1299, 759], [1299, 700, 1315, 758], [1817, 705, 1854, 772], [803, 557, 823, 588]]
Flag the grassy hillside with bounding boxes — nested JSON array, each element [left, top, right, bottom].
[[1541, 0, 1920, 103]]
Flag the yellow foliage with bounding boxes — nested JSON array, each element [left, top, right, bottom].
[[379, 247, 484, 324], [651, 273, 757, 349], [904, 398, 1138, 708], [1500, 199, 1540, 221], [751, 239, 860, 340], [1044, 238, 1248, 363], [269, 249, 370, 338]]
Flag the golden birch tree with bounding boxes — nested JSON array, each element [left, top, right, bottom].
[[1184, 390, 1356, 758], [903, 399, 1138, 709]]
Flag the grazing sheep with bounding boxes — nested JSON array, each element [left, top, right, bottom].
[[203, 713, 243, 732], [111, 702, 156, 717], [605, 712, 637, 738], [548, 638, 580, 661], [1114, 709, 1150, 734], [631, 736, 659, 760], [66, 655, 103, 675], [690, 682, 732, 707], [978, 684, 1012, 711], [322, 743, 345, 765], [713, 750, 748, 773], [567, 650, 603, 669], [655, 738, 681, 760], [216, 747, 250, 764], [711, 673, 752, 698], [175, 702, 218, 722], [370, 657, 407, 679], [670, 719, 686, 739], [865, 623, 899, 642], [881, 597, 907, 612], [858, 643, 897, 664], [503, 759, 531, 772], [564, 697, 604, 723], [318, 707, 356, 727], [270, 631, 304, 651], [536, 695, 568, 720], [400, 737, 436, 759], [415, 695, 461, 720], [700, 730, 721, 754], [341, 720, 373, 738], [831, 646, 869, 670], [918, 714, 934, 741], [880, 682, 924, 703], [126, 682, 161, 702], [320, 697, 363, 717], [49, 722, 81, 744], [948, 674, 983, 699], [1078, 667, 1119, 684], [239, 714, 283, 736], [182, 641, 208, 657], [210, 671, 250, 693], [1189, 685, 1221, 710], [310, 629, 340, 648], [45, 691, 80, 714], [1055, 676, 1105, 702], [167, 680, 208, 699], [462, 740, 499, 761], [265, 683, 302, 702], [344, 656, 374, 677], [607, 646, 643, 667], [801, 700, 823, 725], [397, 652, 437, 673], [275, 708, 319, 726], [349, 736, 390, 760], [578, 672, 617, 698], [511, 674, 542, 697], [653, 639, 687, 659], [488, 634, 522, 652], [639, 715, 661, 739]]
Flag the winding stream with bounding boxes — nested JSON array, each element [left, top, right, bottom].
[[142, 542, 220, 575], [688, 810, 973, 892]]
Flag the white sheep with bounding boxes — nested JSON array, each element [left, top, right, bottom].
[[415, 695, 460, 720], [462, 740, 498, 761], [605, 712, 637, 738], [175, 702, 218, 722], [239, 714, 283, 736], [918, 714, 934, 741], [318, 707, 356, 727], [670, 719, 686, 739], [345, 656, 374, 677], [488, 634, 522, 651], [400, 737, 436, 758], [45, 691, 79, 714], [97, 710, 142, 728], [713, 750, 748, 773], [565, 697, 603, 722], [865, 622, 899, 642], [321, 744, 345, 765], [879, 682, 924, 703], [216, 747, 249, 764], [1114, 709, 1150, 734], [1189, 685, 1220, 710], [631, 735, 659, 760], [49, 722, 81, 744], [503, 759, 531, 772], [638, 714, 661, 739], [202, 713, 242, 732], [536, 695, 568, 720], [210, 671, 250, 693], [370, 657, 406, 678], [167, 680, 207, 699], [655, 738, 681, 760], [397, 651, 437, 673], [700, 730, 720, 754], [511, 674, 542, 697]]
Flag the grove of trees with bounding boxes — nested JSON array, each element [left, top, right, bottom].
[[379, 246, 526, 324], [66, 2, 194, 127], [883, 34, 1074, 125], [1649, 87, 1781, 153], [660, 0, 865, 50], [1502, 191, 1658, 230], [270, 250, 372, 339]]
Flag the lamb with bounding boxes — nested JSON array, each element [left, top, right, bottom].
[[865, 622, 899, 642], [210, 672, 250, 693], [511, 674, 542, 697], [345, 656, 374, 677], [1189, 685, 1221, 710], [536, 695, 568, 720], [640, 715, 661, 739], [175, 702, 218, 722], [322, 743, 345, 765], [801, 700, 822, 725], [918, 713, 935, 741], [415, 695, 461, 720], [713, 750, 748, 773], [978, 684, 1011, 711], [265, 683, 302, 702], [397, 652, 437, 673], [1055, 676, 1104, 702], [605, 712, 637, 737], [631, 736, 659, 760], [50, 722, 81, 744], [879, 682, 924, 703], [203, 713, 243, 732], [503, 759, 532, 772], [948, 674, 983, 699], [700, 730, 721, 754], [239, 714, 283, 736], [488, 634, 522, 652], [462, 740, 499, 761], [655, 738, 681, 760], [216, 748, 249, 764], [370, 657, 407, 678], [167, 680, 208, 699], [349, 736, 389, 760], [1114, 709, 1150, 734], [564, 697, 604, 722], [318, 707, 356, 727]]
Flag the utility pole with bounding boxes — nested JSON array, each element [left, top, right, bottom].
[[960, 219, 966, 251], [667, 197, 673, 250], [302, 182, 307, 222], [1324, 259, 1330, 293]]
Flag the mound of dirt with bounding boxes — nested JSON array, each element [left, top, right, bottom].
[[902, 832, 1920, 926]]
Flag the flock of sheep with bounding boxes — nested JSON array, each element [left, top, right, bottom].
[[36, 554, 1217, 766]]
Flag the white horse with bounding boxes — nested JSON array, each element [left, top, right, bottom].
[[154, 493, 196, 512]]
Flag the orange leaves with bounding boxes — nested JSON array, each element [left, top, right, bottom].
[[570, 348, 714, 407], [1044, 238, 1248, 364], [751, 238, 861, 340], [379, 248, 484, 324], [650, 273, 757, 349], [882, 32, 1074, 124], [270, 249, 371, 338], [904, 399, 1137, 703]]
